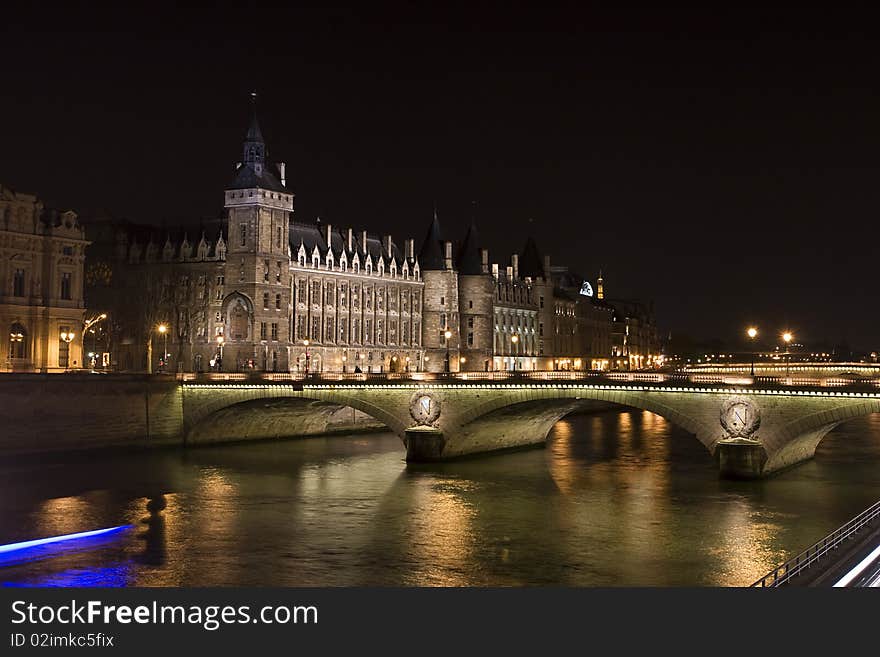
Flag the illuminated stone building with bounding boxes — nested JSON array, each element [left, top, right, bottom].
[[82, 98, 661, 374], [0, 184, 88, 372], [85, 103, 424, 373], [608, 296, 662, 370]]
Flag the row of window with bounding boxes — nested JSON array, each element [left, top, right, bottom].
[[294, 315, 421, 347], [8, 269, 72, 300], [495, 283, 535, 305], [258, 322, 280, 341], [295, 281, 421, 313]]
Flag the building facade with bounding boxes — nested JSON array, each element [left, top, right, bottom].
[[85, 106, 425, 373], [0, 184, 88, 372], [82, 100, 661, 374]]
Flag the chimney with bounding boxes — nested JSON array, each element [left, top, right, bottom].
[[361, 230, 368, 254], [511, 253, 519, 280], [480, 248, 489, 273], [405, 238, 414, 260], [347, 228, 353, 252], [384, 235, 393, 258], [277, 162, 286, 187], [491, 263, 499, 278], [543, 255, 551, 277], [506, 265, 514, 279], [326, 223, 332, 249], [444, 241, 453, 270]]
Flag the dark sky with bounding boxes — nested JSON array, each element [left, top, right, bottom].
[[2, 5, 878, 349]]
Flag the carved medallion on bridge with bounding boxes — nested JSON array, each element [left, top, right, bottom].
[[410, 391, 441, 426], [720, 397, 761, 441]]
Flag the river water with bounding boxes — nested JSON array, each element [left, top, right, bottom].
[[2, 409, 880, 586]]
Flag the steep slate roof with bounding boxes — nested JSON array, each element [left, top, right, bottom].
[[228, 98, 287, 193], [228, 163, 287, 193], [519, 237, 545, 279], [456, 219, 484, 275], [417, 209, 446, 270], [289, 220, 406, 263]]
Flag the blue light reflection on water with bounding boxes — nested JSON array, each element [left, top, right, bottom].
[[3, 563, 132, 587], [0, 526, 132, 568], [0, 526, 134, 587]]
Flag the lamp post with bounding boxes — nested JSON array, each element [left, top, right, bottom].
[[342, 353, 347, 373], [157, 324, 168, 373], [60, 330, 74, 370], [303, 339, 310, 375], [216, 335, 224, 371], [747, 327, 758, 376], [443, 330, 452, 373], [782, 331, 793, 378], [83, 313, 107, 368], [511, 334, 519, 371]]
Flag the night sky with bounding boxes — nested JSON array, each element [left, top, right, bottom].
[[2, 5, 878, 350]]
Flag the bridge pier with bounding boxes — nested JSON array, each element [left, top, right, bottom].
[[716, 439, 768, 479], [405, 427, 446, 461]]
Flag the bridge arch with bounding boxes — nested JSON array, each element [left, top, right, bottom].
[[763, 398, 880, 472], [182, 385, 409, 445], [451, 386, 717, 454]]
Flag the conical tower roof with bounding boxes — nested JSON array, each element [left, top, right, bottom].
[[456, 217, 483, 275], [519, 237, 545, 279], [417, 207, 446, 270]]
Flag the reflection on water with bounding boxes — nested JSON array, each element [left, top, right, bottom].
[[1, 410, 879, 586]]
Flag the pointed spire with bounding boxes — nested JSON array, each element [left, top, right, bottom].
[[417, 203, 446, 270], [242, 92, 266, 173], [246, 92, 263, 142], [457, 202, 483, 275], [519, 237, 544, 279]]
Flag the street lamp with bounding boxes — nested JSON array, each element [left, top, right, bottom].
[[303, 339, 310, 375], [443, 330, 452, 373], [342, 353, 347, 373], [747, 327, 758, 376], [60, 330, 74, 370], [157, 324, 168, 372], [511, 334, 519, 371], [83, 313, 107, 368], [216, 334, 224, 371], [782, 331, 793, 377]]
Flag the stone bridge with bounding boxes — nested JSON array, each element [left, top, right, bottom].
[[180, 377, 880, 478]]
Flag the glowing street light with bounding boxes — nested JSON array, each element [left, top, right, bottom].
[[782, 331, 793, 377], [216, 334, 225, 371], [747, 327, 758, 376], [511, 334, 520, 371], [157, 324, 168, 372], [444, 329, 452, 373], [303, 339, 310, 375], [83, 313, 107, 369], [59, 331, 76, 367]]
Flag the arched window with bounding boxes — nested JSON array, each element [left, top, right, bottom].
[[9, 323, 27, 359]]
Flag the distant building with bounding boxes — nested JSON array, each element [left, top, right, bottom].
[[0, 184, 88, 371]]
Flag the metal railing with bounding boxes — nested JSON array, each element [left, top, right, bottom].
[[751, 499, 880, 587]]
